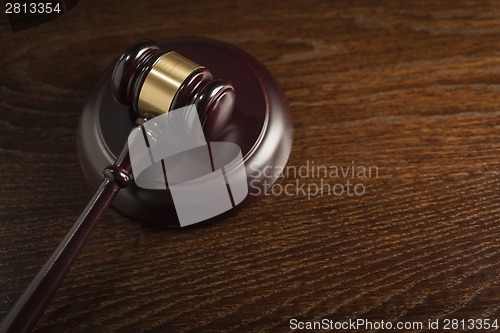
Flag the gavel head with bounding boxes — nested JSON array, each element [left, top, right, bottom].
[[111, 39, 236, 138]]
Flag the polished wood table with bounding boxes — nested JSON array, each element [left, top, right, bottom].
[[1, 1, 499, 332]]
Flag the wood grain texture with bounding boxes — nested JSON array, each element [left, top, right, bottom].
[[0, 0, 499, 332]]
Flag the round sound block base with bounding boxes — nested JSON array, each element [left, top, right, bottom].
[[78, 37, 292, 227]]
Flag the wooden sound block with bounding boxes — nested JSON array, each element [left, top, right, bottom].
[[78, 37, 293, 227]]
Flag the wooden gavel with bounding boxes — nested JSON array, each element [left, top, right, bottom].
[[0, 39, 236, 333]]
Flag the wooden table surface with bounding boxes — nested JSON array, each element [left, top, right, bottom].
[[1, 1, 499, 332]]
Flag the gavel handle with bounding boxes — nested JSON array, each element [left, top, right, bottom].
[[0, 149, 131, 333]]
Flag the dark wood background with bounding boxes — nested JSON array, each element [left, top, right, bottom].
[[1, 1, 499, 332]]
